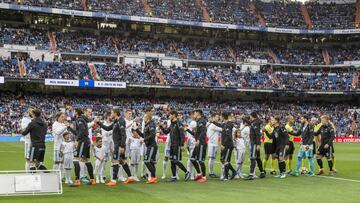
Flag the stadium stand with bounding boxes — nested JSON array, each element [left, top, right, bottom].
[[2, 0, 358, 29]]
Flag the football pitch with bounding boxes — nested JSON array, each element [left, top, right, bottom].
[[0, 142, 359, 203]]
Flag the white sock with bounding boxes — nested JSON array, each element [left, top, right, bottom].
[[101, 161, 106, 179], [80, 162, 86, 178], [162, 160, 168, 176], [135, 164, 139, 178], [176, 166, 179, 177], [209, 158, 214, 174], [237, 163, 243, 176], [53, 163, 59, 171], [66, 169, 72, 181], [61, 164, 66, 178]]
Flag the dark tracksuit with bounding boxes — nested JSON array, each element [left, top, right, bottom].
[[187, 117, 207, 177], [249, 118, 264, 175], [160, 120, 188, 177], [22, 117, 47, 170], [68, 115, 94, 180], [136, 120, 157, 178], [99, 117, 132, 179], [266, 125, 289, 174], [220, 121, 237, 179], [315, 124, 335, 171]]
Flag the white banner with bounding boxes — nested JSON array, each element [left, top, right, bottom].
[[45, 79, 79, 87], [0, 76, 4, 84], [3, 44, 36, 51], [94, 81, 126, 88], [344, 61, 360, 65], [138, 52, 165, 58]]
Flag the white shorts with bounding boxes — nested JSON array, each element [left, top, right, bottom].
[[130, 149, 141, 165], [63, 154, 73, 169], [125, 146, 130, 158], [164, 145, 171, 158], [235, 149, 246, 164], [208, 145, 218, 158], [103, 139, 114, 159], [189, 147, 195, 157], [54, 150, 62, 163], [24, 141, 31, 159], [140, 144, 146, 156]]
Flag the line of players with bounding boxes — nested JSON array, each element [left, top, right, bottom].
[[20, 107, 337, 186]]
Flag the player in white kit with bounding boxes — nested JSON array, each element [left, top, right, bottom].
[[61, 132, 75, 184], [187, 112, 197, 180], [234, 129, 246, 178], [93, 137, 106, 183], [52, 112, 68, 178], [161, 119, 172, 179], [101, 111, 114, 181], [240, 117, 251, 151], [207, 113, 222, 178], [21, 108, 33, 172], [127, 127, 142, 181]]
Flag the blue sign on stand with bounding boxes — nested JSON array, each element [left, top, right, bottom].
[[79, 80, 95, 87]]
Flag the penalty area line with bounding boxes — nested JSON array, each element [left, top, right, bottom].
[[316, 175, 360, 183]]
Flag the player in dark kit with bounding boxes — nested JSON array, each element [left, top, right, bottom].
[[264, 117, 290, 179], [315, 115, 336, 176], [160, 111, 191, 182], [219, 112, 237, 181], [96, 108, 135, 186], [21, 109, 48, 171], [245, 112, 265, 180], [67, 108, 95, 185], [186, 109, 208, 183], [135, 112, 158, 184]]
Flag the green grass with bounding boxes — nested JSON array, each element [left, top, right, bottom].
[[0, 142, 359, 203]]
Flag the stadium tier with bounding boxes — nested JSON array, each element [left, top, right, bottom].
[[1, 0, 359, 30], [0, 58, 357, 90], [2, 27, 360, 66]]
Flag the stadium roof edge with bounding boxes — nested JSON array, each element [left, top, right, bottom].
[[1, 3, 360, 35]]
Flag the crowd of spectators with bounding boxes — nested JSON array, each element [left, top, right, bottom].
[[147, 0, 203, 22], [0, 56, 358, 91], [0, 92, 358, 137], [56, 31, 117, 55], [2, 0, 358, 29], [203, 0, 259, 26], [254, 0, 307, 29], [0, 27, 49, 49], [272, 47, 324, 65], [307, 2, 356, 29], [0, 57, 93, 80], [329, 47, 360, 64], [2, 28, 360, 65]]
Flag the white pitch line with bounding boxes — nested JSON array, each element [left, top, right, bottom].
[[205, 158, 360, 184], [316, 176, 360, 183]]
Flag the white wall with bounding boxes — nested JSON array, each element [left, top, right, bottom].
[[162, 58, 183, 67], [0, 46, 54, 61]]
